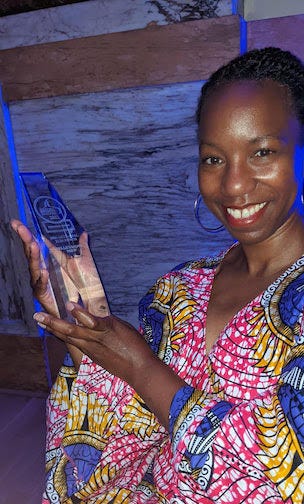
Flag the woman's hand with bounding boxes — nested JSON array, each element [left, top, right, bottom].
[[11, 219, 59, 317], [34, 302, 157, 385], [11, 219, 83, 369], [34, 303, 185, 429]]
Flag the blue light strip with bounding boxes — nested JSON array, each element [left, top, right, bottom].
[[239, 15, 248, 54], [231, 0, 238, 15], [295, 145, 304, 213], [231, 0, 248, 55]]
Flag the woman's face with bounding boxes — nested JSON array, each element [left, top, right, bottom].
[[198, 79, 303, 245]]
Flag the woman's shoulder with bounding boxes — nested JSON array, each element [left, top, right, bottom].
[[167, 245, 233, 280], [139, 248, 232, 317], [144, 252, 224, 300], [170, 254, 222, 275]]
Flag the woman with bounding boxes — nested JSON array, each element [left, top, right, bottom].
[[12, 47, 304, 503]]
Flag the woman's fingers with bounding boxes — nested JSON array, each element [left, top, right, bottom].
[[30, 268, 49, 295], [33, 305, 103, 340], [11, 219, 48, 286], [11, 220, 39, 259], [12, 219, 40, 262], [11, 219, 33, 244], [24, 239, 50, 294], [33, 311, 80, 342], [66, 301, 100, 329]]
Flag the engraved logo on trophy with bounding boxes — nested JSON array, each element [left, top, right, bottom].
[[33, 196, 80, 256]]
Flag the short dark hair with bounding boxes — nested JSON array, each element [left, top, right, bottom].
[[196, 47, 304, 126]]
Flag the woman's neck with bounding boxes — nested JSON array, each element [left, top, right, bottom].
[[231, 213, 304, 278]]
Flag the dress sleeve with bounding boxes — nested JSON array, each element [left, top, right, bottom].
[[169, 343, 304, 503]]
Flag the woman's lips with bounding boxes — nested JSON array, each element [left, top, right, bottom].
[[224, 202, 267, 226]]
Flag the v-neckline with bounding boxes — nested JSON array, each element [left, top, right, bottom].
[[204, 246, 304, 358]]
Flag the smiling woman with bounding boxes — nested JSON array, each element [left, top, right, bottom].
[[13, 47, 304, 503]]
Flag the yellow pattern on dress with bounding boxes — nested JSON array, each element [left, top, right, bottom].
[[120, 392, 161, 439], [246, 306, 293, 374], [150, 274, 197, 357], [255, 394, 304, 503]]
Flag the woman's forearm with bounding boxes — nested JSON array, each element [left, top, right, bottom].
[[131, 354, 186, 430]]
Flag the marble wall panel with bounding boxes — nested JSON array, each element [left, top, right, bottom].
[[0, 94, 36, 335], [247, 14, 304, 61], [9, 83, 233, 326], [0, 16, 240, 102], [0, 0, 233, 50]]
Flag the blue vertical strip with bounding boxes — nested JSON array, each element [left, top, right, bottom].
[[239, 16, 248, 54], [295, 145, 304, 213], [231, 0, 247, 55], [231, 0, 238, 15], [0, 87, 53, 388]]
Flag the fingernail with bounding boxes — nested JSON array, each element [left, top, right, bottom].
[[66, 302, 75, 311], [33, 312, 45, 322]]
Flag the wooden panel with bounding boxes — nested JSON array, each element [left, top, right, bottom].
[[247, 15, 304, 61], [0, 334, 49, 391], [0, 15, 240, 101]]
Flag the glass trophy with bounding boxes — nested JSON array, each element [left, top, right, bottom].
[[20, 172, 109, 320]]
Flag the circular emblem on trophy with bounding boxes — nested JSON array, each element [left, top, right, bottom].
[[34, 196, 67, 224]]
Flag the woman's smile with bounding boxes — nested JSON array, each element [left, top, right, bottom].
[[225, 202, 267, 226]]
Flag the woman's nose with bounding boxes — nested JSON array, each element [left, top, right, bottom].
[[222, 158, 256, 196]]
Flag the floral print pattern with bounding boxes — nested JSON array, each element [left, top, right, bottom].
[[43, 252, 304, 503]]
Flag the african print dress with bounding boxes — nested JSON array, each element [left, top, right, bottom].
[[42, 251, 304, 503]]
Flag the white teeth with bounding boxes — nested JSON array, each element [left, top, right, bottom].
[[226, 202, 266, 219]]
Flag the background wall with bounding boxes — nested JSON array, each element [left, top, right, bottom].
[[0, 0, 303, 391]]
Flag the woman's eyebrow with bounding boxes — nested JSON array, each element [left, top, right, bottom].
[[249, 134, 285, 144], [199, 141, 219, 148]]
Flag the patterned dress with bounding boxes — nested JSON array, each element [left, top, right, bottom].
[[42, 250, 304, 503]]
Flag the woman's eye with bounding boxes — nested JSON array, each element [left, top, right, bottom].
[[201, 156, 222, 165], [255, 148, 274, 158]]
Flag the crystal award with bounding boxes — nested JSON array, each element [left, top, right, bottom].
[[20, 172, 109, 319]]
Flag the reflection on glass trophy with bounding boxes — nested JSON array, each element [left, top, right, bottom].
[[20, 172, 109, 319]]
